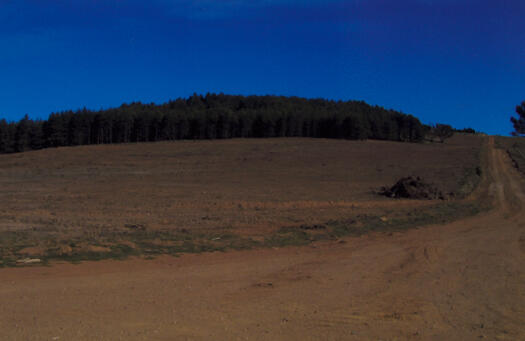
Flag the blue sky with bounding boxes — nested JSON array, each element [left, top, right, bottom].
[[1, 0, 524, 135]]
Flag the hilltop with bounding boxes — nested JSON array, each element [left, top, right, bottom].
[[0, 94, 426, 154]]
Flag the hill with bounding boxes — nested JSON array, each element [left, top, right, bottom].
[[2, 135, 525, 341], [0, 134, 482, 264], [0, 94, 426, 154]]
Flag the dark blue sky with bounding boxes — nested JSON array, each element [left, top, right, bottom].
[[1, 0, 524, 135]]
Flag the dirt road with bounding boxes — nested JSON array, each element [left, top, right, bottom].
[[1, 137, 523, 340]]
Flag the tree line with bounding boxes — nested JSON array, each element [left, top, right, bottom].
[[0, 94, 427, 153]]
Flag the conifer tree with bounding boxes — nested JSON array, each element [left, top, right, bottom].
[[511, 101, 525, 136]]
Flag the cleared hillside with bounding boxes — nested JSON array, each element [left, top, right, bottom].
[[0, 134, 483, 264], [2, 136, 524, 341]]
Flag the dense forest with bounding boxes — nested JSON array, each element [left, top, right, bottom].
[[0, 94, 427, 154]]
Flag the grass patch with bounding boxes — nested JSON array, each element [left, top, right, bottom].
[[0, 199, 487, 267], [261, 200, 487, 248]]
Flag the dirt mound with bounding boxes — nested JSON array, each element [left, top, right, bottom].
[[380, 176, 444, 200]]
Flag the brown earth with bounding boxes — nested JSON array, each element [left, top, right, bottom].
[[0, 135, 482, 262], [0, 135, 481, 236], [0, 136, 524, 340]]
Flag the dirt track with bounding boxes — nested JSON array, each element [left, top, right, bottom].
[[1, 137, 524, 340]]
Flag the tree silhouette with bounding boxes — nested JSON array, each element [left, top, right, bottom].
[[0, 94, 430, 154], [511, 101, 525, 136], [0, 119, 11, 153], [430, 124, 454, 143]]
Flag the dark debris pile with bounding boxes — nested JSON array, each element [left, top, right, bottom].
[[380, 176, 445, 200]]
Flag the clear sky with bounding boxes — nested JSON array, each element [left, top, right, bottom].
[[1, 0, 524, 135]]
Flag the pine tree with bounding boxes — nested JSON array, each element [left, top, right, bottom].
[[0, 119, 9, 153], [14, 114, 30, 152], [511, 101, 525, 136]]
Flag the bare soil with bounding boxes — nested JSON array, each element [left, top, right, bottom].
[[2, 136, 523, 340], [0, 135, 482, 263]]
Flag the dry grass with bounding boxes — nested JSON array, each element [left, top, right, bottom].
[[496, 136, 525, 174], [0, 135, 483, 264]]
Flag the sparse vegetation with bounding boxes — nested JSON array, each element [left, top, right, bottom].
[[454, 127, 477, 134], [0, 198, 488, 267], [0, 135, 485, 267], [495, 136, 525, 175], [428, 123, 454, 143]]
